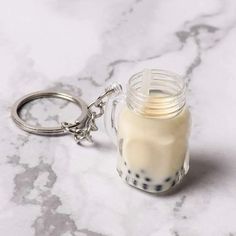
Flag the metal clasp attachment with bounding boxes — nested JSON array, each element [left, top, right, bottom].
[[62, 83, 122, 144]]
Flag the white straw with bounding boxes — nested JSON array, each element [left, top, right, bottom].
[[141, 69, 152, 96]]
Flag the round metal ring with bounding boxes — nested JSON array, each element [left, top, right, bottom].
[[11, 90, 88, 136]]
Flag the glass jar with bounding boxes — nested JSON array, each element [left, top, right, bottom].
[[105, 69, 191, 193]]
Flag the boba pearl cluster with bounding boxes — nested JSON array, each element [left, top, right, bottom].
[[117, 160, 185, 193]]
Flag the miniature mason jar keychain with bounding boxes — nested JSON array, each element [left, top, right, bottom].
[[11, 69, 191, 193]]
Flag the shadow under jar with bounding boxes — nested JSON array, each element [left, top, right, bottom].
[[105, 69, 191, 193]]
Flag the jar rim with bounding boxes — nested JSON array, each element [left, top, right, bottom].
[[126, 69, 187, 118], [128, 69, 186, 98]]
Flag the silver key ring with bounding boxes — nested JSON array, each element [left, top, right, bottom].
[[11, 90, 89, 136]]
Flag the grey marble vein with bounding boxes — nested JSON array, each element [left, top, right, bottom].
[[7, 136, 105, 236], [78, 76, 101, 87], [172, 231, 180, 236], [49, 82, 83, 97], [173, 195, 186, 212]]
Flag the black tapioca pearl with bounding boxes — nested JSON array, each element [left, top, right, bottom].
[[124, 161, 127, 166], [135, 174, 140, 178], [128, 169, 131, 174], [145, 177, 151, 182], [133, 179, 137, 186], [165, 177, 171, 182], [125, 176, 129, 182], [171, 180, 176, 187], [142, 183, 148, 190], [155, 185, 162, 191]]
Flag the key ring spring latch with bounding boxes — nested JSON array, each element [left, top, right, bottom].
[[11, 83, 123, 144]]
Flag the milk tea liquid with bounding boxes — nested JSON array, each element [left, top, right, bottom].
[[117, 94, 191, 193]]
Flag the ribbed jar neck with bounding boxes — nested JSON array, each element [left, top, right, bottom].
[[126, 69, 186, 119]]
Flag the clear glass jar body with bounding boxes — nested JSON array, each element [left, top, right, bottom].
[[105, 69, 191, 193]]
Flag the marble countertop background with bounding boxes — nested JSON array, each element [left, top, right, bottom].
[[1, 0, 236, 235]]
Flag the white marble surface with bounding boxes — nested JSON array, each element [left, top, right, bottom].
[[1, 0, 236, 235]]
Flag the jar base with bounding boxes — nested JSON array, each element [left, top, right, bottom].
[[117, 152, 190, 193]]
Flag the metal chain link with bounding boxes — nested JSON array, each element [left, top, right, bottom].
[[61, 83, 122, 144]]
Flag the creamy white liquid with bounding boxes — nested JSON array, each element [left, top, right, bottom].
[[117, 103, 191, 193]]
